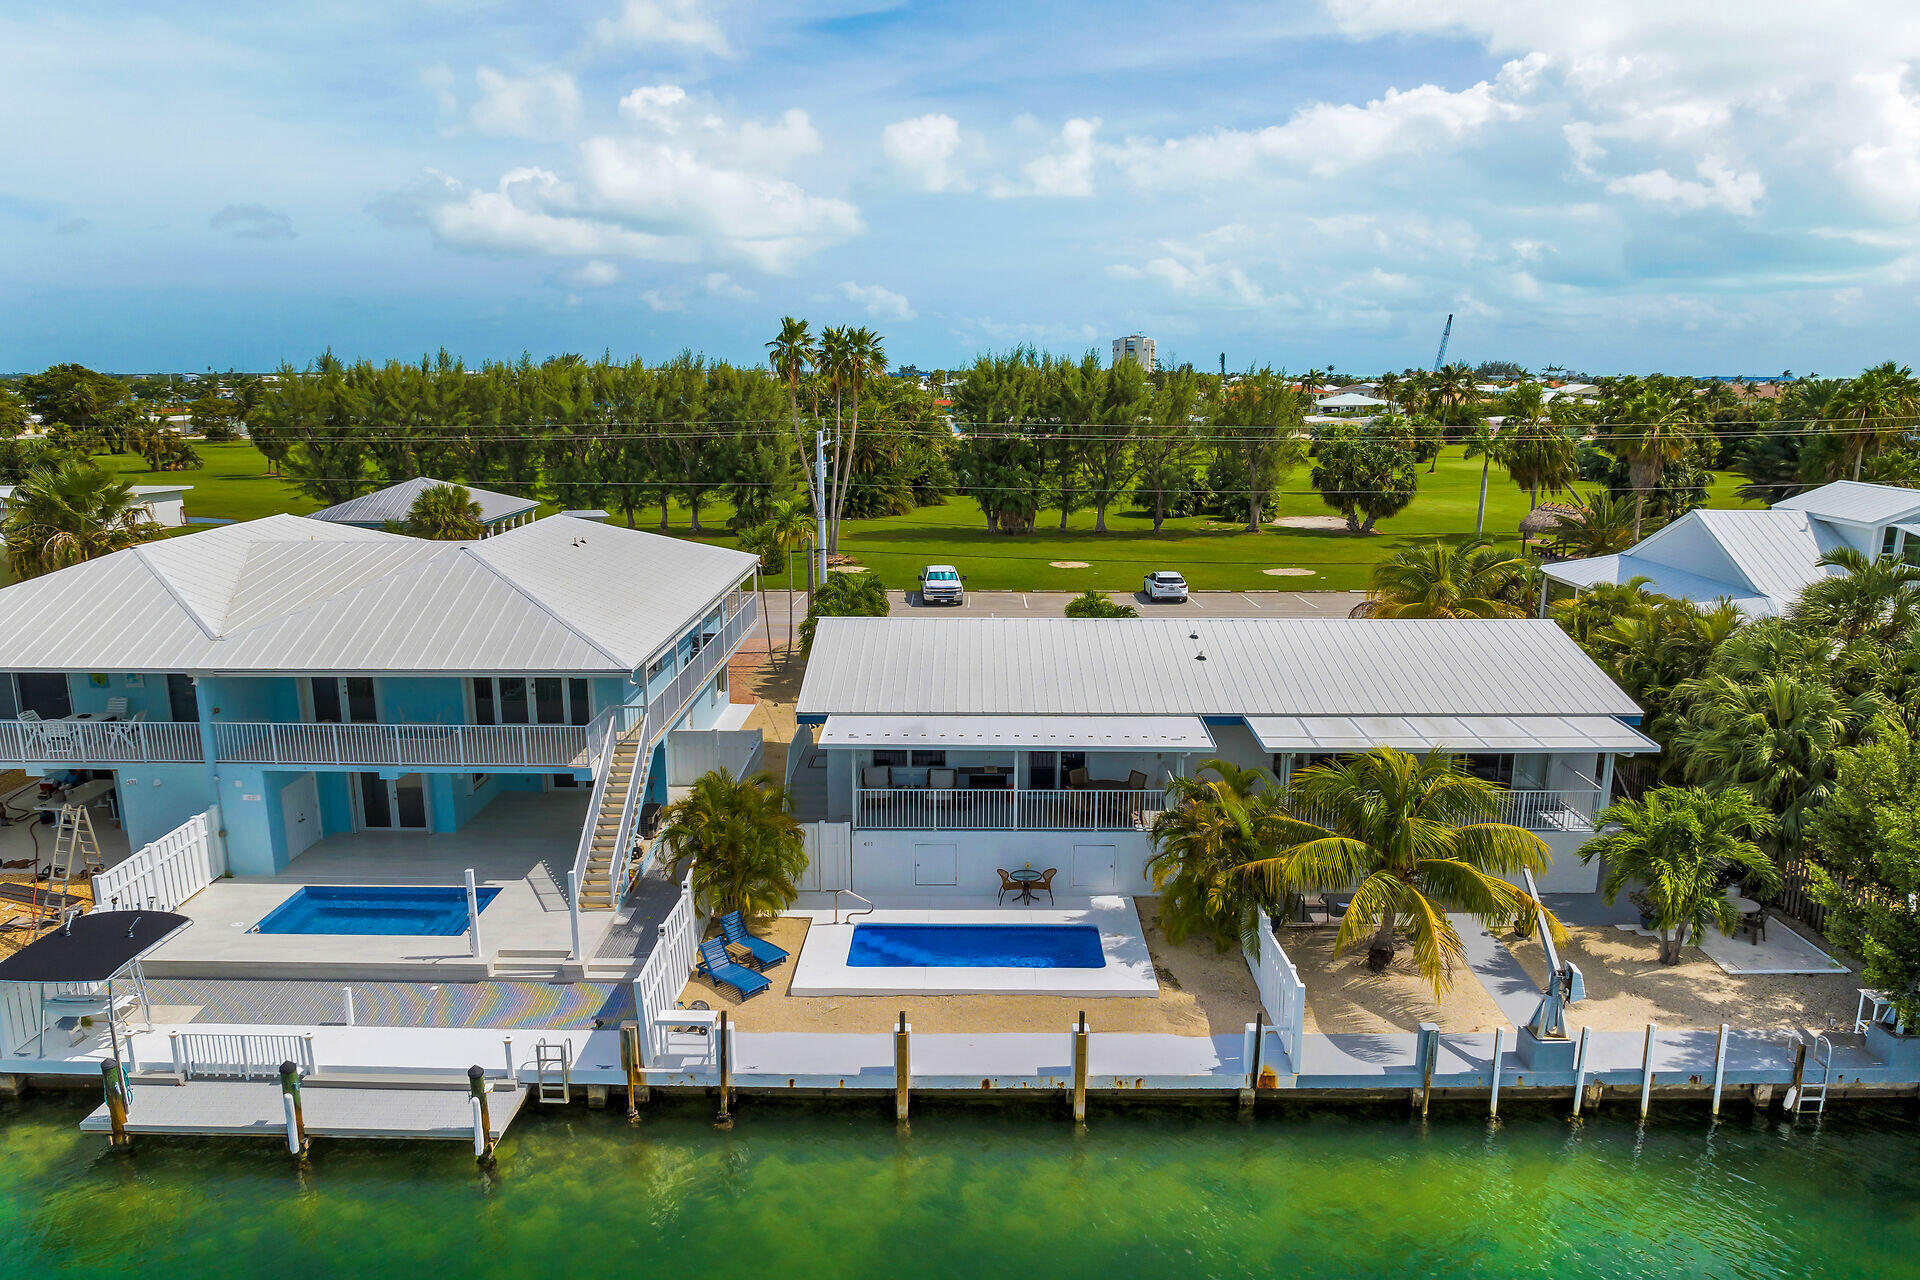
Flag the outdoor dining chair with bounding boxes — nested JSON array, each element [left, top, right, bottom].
[[1032, 868, 1057, 905], [103, 697, 128, 719], [996, 869, 1022, 903]]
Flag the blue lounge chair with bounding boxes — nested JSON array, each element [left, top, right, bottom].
[[698, 936, 769, 1001], [719, 910, 790, 970]]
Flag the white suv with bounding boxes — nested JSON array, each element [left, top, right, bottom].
[[1143, 570, 1189, 602], [919, 565, 965, 605]]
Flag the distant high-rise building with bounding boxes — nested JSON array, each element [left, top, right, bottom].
[[1111, 334, 1155, 372]]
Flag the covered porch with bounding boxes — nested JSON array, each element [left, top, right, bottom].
[[141, 789, 598, 980]]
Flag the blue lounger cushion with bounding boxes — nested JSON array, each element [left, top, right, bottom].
[[698, 935, 770, 1000], [719, 910, 790, 970]]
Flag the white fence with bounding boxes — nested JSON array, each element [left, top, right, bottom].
[[172, 1030, 316, 1080], [0, 717, 201, 764], [1244, 914, 1306, 1067], [632, 874, 700, 1067], [666, 728, 764, 784], [212, 720, 598, 769], [799, 821, 852, 892], [91, 807, 225, 913], [0, 981, 100, 1059]]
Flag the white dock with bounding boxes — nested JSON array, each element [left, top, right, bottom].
[[79, 1078, 528, 1142]]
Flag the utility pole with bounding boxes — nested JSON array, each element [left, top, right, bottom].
[[814, 428, 829, 582]]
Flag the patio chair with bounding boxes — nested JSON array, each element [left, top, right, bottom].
[[15, 711, 40, 723], [697, 935, 770, 1001], [928, 767, 957, 789], [1033, 868, 1057, 905], [719, 910, 789, 970], [996, 868, 1021, 904], [1125, 769, 1149, 791], [35, 720, 76, 759], [103, 697, 128, 720], [1066, 767, 1090, 791], [862, 764, 893, 788]]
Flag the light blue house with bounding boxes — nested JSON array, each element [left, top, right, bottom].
[[0, 513, 761, 913]]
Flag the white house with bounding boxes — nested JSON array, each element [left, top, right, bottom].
[[308, 476, 541, 535], [793, 617, 1655, 898], [0, 483, 191, 528], [1541, 480, 1920, 617]]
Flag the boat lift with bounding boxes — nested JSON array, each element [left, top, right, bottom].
[[1521, 868, 1585, 1040]]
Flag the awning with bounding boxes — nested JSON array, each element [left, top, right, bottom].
[[1244, 715, 1658, 754], [817, 715, 1214, 751], [0, 910, 191, 984]]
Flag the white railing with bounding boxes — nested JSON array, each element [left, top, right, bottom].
[[632, 872, 699, 1068], [0, 980, 107, 1060], [1244, 913, 1306, 1067], [566, 715, 625, 940], [173, 1030, 316, 1080], [606, 704, 656, 909], [1289, 787, 1603, 834], [855, 787, 1165, 832], [212, 719, 599, 769], [0, 717, 202, 764], [92, 807, 224, 912]]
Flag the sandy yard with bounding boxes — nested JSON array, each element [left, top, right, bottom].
[[737, 648, 803, 781], [674, 899, 1262, 1035], [1282, 926, 1509, 1034], [1505, 919, 1862, 1032]]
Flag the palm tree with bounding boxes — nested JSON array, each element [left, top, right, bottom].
[[1791, 546, 1920, 642], [1611, 389, 1694, 539], [765, 318, 820, 586], [405, 483, 485, 540], [1582, 787, 1779, 963], [815, 326, 855, 554], [658, 768, 809, 925], [1672, 672, 1845, 856], [1146, 760, 1287, 947], [1463, 421, 1503, 535], [760, 496, 814, 660], [3, 458, 167, 580], [1556, 492, 1638, 557], [1243, 748, 1560, 995], [1495, 384, 1578, 509], [826, 327, 888, 554], [1826, 361, 1920, 481], [1364, 537, 1529, 619]]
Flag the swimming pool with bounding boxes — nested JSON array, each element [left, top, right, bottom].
[[252, 885, 501, 936], [846, 924, 1106, 969]]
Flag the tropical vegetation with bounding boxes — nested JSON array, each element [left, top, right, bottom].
[[657, 768, 809, 925], [2, 458, 169, 579], [401, 482, 485, 540]]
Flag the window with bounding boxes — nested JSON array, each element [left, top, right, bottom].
[[309, 677, 376, 723], [715, 665, 728, 697], [1884, 526, 1901, 558], [471, 678, 495, 725], [568, 679, 591, 726], [166, 674, 198, 722], [499, 677, 529, 724], [471, 676, 590, 727], [910, 750, 947, 768], [873, 750, 910, 767], [533, 677, 565, 725], [3, 674, 71, 719], [1459, 754, 1514, 787]]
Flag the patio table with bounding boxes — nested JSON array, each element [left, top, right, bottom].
[[1007, 868, 1043, 904]]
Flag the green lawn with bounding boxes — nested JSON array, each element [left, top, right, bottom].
[[89, 442, 1762, 593]]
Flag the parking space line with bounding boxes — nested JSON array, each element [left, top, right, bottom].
[[1241, 593, 1263, 609]]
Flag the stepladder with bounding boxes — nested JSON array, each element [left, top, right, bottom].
[[51, 803, 103, 885]]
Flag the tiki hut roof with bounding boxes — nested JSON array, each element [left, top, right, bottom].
[[1520, 502, 1582, 536]]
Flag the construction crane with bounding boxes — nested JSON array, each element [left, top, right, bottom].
[[1432, 313, 1453, 372]]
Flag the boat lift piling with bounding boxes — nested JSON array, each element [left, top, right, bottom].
[[281, 1060, 309, 1159], [1071, 1012, 1089, 1125], [893, 1012, 910, 1127], [714, 1011, 733, 1130], [469, 1065, 495, 1166]]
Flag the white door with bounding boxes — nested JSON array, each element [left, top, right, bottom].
[[283, 773, 322, 860], [1072, 843, 1116, 890], [912, 841, 957, 887]]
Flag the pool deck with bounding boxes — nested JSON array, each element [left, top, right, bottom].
[[786, 896, 1159, 998]]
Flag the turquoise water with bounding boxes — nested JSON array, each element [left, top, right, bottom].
[[848, 923, 1105, 968], [2, 1094, 1917, 1279]]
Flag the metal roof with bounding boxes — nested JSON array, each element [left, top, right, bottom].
[[798, 618, 1643, 719], [1245, 714, 1657, 754], [817, 715, 1215, 750], [1774, 480, 1920, 527], [307, 477, 541, 526], [0, 514, 757, 675], [1540, 552, 1774, 613], [1542, 507, 1843, 617]]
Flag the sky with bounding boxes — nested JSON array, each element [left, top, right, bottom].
[[3, 0, 1920, 375]]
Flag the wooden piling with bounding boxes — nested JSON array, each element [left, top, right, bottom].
[[714, 1010, 733, 1130], [1785, 1036, 1808, 1114], [893, 1012, 911, 1126], [1072, 1012, 1089, 1125], [468, 1065, 495, 1166], [620, 1021, 645, 1119], [99, 1060, 128, 1148], [279, 1060, 308, 1158]]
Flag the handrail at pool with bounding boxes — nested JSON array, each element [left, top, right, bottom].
[[833, 890, 873, 926]]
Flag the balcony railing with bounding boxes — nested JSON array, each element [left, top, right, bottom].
[[0, 718, 202, 765], [856, 787, 1166, 832], [211, 720, 600, 769], [1291, 787, 1604, 834]]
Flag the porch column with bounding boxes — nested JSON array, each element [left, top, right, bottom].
[[1598, 753, 1616, 811]]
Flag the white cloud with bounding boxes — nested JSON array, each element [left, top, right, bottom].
[[1840, 68, 1920, 216], [640, 288, 685, 312], [881, 113, 976, 192], [594, 0, 730, 55], [703, 271, 754, 300], [568, 259, 621, 286], [1110, 245, 1266, 308], [1606, 156, 1764, 215], [991, 117, 1100, 198], [406, 92, 860, 273], [838, 281, 915, 321], [209, 203, 295, 239], [470, 67, 581, 140]]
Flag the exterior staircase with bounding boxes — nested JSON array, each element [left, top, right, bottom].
[[576, 728, 645, 911]]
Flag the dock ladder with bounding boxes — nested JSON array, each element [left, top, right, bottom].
[[1787, 1031, 1833, 1115], [535, 1039, 572, 1104]]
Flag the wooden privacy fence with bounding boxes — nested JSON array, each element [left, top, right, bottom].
[[632, 874, 699, 1067], [91, 808, 224, 912], [1244, 914, 1307, 1067]]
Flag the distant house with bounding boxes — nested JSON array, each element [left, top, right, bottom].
[[308, 477, 540, 536], [0, 483, 191, 528], [1540, 480, 1920, 617]]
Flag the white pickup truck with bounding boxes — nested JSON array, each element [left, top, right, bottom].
[[918, 565, 966, 605]]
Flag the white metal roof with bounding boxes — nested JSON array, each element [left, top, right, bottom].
[[817, 715, 1215, 750], [307, 477, 541, 526], [1540, 552, 1776, 615], [0, 484, 191, 501], [1774, 480, 1920, 527], [1542, 506, 1843, 617], [1315, 392, 1388, 408], [0, 513, 757, 675], [798, 618, 1642, 719], [1246, 714, 1657, 754]]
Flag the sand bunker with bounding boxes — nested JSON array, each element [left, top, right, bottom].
[[1272, 515, 1361, 532], [1049, 560, 1091, 568], [1263, 567, 1315, 577]]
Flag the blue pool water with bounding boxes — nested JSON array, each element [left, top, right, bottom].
[[847, 924, 1106, 969], [252, 885, 501, 936]]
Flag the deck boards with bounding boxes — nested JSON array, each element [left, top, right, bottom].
[[80, 1079, 528, 1141]]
